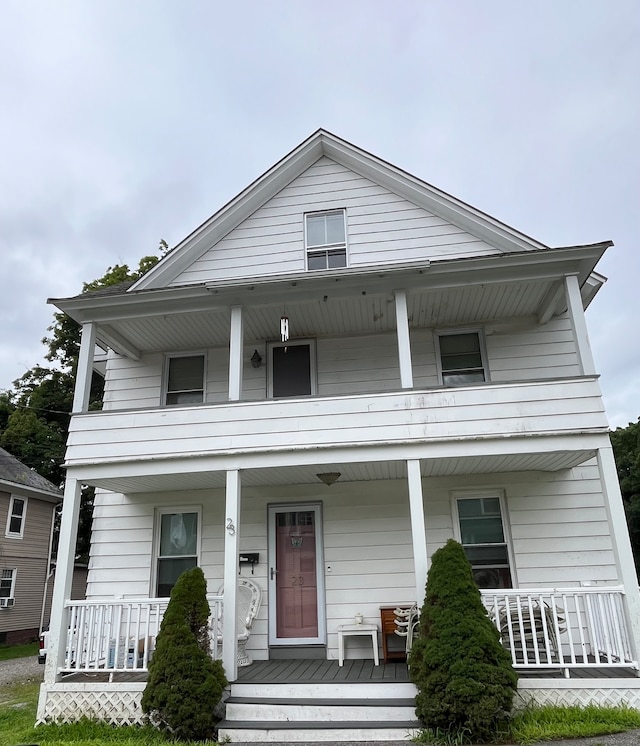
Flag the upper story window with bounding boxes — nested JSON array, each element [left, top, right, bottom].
[[305, 210, 347, 270], [164, 354, 205, 405], [154, 508, 200, 597], [6, 496, 26, 538], [437, 330, 488, 386], [268, 340, 317, 398], [454, 493, 512, 589]]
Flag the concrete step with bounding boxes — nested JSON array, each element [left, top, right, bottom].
[[225, 696, 416, 721], [216, 721, 421, 743]]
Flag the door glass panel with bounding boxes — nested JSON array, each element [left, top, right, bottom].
[[275, 510, 318, 638], [272, 345, 311, 397]]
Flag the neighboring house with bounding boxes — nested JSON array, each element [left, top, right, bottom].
[[0, 447, 61, 644], [39, 130, 640, 741]]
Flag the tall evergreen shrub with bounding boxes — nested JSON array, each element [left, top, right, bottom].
[[141, 567, 228, 740], [409, 539, 517, 742]]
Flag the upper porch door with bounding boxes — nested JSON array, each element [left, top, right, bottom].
[[268, 504, 326, 646]]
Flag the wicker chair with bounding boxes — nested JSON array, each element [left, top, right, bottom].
[[216, 577, 262, 666]]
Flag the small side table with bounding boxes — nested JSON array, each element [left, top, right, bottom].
[[337, 623, 379, 666]]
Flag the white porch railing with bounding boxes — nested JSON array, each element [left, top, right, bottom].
[[480, 586, 638, 676], [58, 595, 223, 675]]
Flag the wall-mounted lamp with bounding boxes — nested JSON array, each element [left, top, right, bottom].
[[316, 472, 341, 486], [251, 350, 262, 368]]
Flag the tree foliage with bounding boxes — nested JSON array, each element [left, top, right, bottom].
[[141, 567, 228, 740], [610, 419, 640, 576], [409, 539, 517, 742], [0, 248, 167, 560]]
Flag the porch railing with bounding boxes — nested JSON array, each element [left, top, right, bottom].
[[480, 586, 638, 676], [58, 595, 223, 674]]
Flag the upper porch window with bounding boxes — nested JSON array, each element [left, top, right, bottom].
[[437, 331, 488, 386], [268, 340, 317, 398], [305, 210, 347, 270], [164, 354, 205, 405]]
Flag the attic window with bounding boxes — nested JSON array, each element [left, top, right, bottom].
[[305, 210, 347, 270]]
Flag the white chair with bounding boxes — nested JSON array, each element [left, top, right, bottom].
[[394, 604, 420, 654], [216, 577, 262, 667]]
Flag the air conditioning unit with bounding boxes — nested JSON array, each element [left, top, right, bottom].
[[0, 597, 15, 608]]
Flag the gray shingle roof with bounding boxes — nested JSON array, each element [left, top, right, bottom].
[[0, 447, 62, 498]]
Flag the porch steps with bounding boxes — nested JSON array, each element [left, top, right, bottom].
[[217, 682, 421, 742]]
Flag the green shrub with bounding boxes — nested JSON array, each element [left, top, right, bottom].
[[141, 567, 228, 741], [409, 539, 517, 742]]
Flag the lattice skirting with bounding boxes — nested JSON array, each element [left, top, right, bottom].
[[518, 679, 640, 710], [37, 683, 146, 725]]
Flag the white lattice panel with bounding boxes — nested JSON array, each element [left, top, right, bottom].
[[37, 684, 145, 725], [519, 687, 640, 709]]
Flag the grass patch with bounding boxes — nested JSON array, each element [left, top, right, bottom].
[[0, 641, 38, 660], [413, 703, 640, 745]]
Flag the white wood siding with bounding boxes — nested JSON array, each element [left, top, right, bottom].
[[84, 465, 616, 661], [170, 158, 499, 286]]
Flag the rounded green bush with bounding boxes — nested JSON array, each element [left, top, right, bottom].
[[141, 567, 228, 740], [409, 539, 517, 742]]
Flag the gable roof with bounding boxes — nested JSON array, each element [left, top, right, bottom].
[[0, 447, 62, 502], [131, 129, 550, 292]]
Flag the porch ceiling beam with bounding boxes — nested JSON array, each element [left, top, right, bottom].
[[95, 325, 141, 361], [537, 280, 565, 325]]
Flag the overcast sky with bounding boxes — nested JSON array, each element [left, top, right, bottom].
[[1, 1, 638, 428]]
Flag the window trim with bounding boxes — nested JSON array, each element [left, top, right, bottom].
[[162, 351, 207, 406], [0, 568, 17, 598], [304, 209, 348, 271], [451, 489, 516, 588], [151, 506, 202, 598], [435, 328, 489, 386], [5, 496, 27, 539], [267, 339, 318, 399]]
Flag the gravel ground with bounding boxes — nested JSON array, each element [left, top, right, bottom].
[[0, 655, 44, 687]]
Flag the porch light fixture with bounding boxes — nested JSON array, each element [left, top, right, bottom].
[[316, 472, 341, 486], [251, 350, 262, 368]]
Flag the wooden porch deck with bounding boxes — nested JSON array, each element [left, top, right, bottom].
[[58, 658, 639, 684]]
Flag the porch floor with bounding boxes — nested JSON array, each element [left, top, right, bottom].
[[57, 658, 639, 684]]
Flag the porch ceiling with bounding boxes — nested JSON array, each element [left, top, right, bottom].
[[84, 449, 596, 494]]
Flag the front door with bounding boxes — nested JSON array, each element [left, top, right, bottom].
[[268, 504, 326, 645]]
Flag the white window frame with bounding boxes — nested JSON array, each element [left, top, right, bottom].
[[451, 489, 516, 588], [0, 568, 17, 598], [267, 339, 318, 399], [435, 328, 489, 386], [151, 506, 202, 597], [304, 209, 348, 271], [162, 351, 207, 406], [5, 496, 27, 539]]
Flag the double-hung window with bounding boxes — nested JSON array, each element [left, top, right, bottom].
[[155, 509, 200, 597], [454, 493, 512, 588], [437, 331, 487, 386], [0, 569, 16, 598], [305, 210, 347, 270], [6, 496, 26, 538], [165, 354, 205, 405]]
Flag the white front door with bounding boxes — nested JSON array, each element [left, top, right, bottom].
[[268, 504, 326, 645]]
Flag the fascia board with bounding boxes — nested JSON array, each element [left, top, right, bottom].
[[0, 479, 62, 503]]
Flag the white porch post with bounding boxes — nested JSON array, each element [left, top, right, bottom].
[[222, 469, 241, 681], [407, 459, 427, 606], [596, 445, 640, 670], [565, 274, 596, 376], [72, 322, 97, 413], [394, 290, 414, 389], [228, 306, 243, 401], [43, 477, 82, 684]]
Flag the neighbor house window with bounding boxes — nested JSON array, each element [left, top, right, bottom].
[[454, 493, 512, 588], [164, 354, 205, 405], [0, 569, 16, 598], [5, 496, 27, 538], [437, 331, 487, 386], [155, 509, 200, 597], [305, 210, 347, 270], [268, 340, 317, 398]]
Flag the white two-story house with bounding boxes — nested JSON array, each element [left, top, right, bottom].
[[38, 130, 640, 742]]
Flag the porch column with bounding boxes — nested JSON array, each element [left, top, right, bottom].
[[596, 445, 640, 670], [72, 322, 97, 413], [565, 274, 596, 375], [222, 469, 241, 681], [394, 290, 413, 388], [43, 477, 82, 684], [407, 459, 427, 606], [228, 306, 243, 401]]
